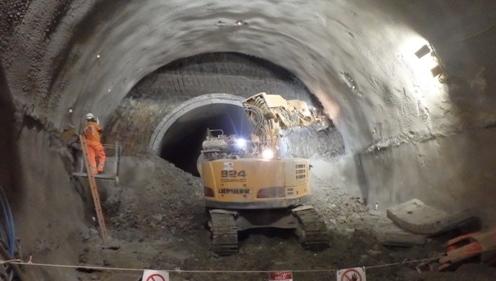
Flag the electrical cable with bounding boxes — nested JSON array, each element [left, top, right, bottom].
[[0, 186, 15, 258]]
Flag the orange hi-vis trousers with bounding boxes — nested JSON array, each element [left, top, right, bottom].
[[86, 140, 106, 174]]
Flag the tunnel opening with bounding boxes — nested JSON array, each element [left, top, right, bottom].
[[123, 52, 348, 175], [159, 102, 251, 176]]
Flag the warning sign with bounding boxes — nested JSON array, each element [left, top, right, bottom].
[[269, 271, 293, 281], [142, 270, 170, 281], [336, 267, 366, 281]]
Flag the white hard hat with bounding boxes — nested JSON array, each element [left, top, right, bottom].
[[86, 113, 96, 120]]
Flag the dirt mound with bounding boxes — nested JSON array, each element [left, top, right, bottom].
[[103, 154, 204, 241]]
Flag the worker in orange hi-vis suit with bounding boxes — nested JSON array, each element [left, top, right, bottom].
[[83, 113, 106, 175]]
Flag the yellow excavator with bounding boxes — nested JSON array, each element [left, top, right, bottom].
[[198, 92, 330, 255]]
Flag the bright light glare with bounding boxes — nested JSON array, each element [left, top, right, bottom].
[[235, 138, 247, 149], [398, 32, 447, 106], [262, 148, 274, 160]]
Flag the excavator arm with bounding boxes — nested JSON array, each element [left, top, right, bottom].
[[242, 92, 327, 154]]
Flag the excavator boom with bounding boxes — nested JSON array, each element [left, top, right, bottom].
[[242, 92, 327, 154]]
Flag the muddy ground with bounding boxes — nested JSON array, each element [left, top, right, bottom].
[[73, 154, 495, 281]]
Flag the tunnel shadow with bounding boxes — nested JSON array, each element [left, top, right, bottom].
[[0, 63, 23, 207], [159, 102, 252, 176], [238, 228, 294, 242]]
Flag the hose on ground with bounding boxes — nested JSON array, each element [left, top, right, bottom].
[[0, 186, 16, 258]]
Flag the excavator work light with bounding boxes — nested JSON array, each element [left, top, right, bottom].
[[235, 138, 247, 149], [262, 148, 274, 160]]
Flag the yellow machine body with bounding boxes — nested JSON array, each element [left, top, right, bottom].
[[201, 158, 310, 209], [198, 93, 330, 254]]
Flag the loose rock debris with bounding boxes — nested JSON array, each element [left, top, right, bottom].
[[75, 154, 494, 281]]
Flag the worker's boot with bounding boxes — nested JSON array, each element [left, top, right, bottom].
[[97, 163, 105, 174]]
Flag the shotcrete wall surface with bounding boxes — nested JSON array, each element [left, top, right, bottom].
[[1, 0, 496, 279], [2, 63, 89, 280]]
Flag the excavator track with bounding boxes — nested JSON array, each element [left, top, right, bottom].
[[209, 210, 239, 256], [292, 205, 329, 250]]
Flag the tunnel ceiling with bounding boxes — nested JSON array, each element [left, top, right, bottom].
[[4, 0, 496, 155]]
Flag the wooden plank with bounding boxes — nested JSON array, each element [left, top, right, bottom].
[[72, 172, 116, 180], [79, 135, 108, 240]]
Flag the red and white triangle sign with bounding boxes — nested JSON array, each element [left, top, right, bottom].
[[142, 270, 170, 281]]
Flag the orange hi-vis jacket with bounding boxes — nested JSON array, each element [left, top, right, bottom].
[[84, 121, 102, 143], [83, 120, 106, 174]]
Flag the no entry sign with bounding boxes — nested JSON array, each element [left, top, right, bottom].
[[336, 267, 366, 281], [142, 270, 170, 281], [269, 271, 293, 281]]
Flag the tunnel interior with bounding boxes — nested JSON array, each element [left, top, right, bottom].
[[2, 0, 496, 280], [159, 103, 251, 175], [105, 51, 345, 161]]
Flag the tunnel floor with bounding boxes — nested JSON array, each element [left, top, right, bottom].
[[69, 154, 496, 281]]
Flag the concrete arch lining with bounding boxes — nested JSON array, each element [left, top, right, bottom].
[[149, 93, 244, 153]]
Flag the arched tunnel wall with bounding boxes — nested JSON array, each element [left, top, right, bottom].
[[1, 0, 496, 210], [0, 64, 88, 280], [105, 52, 345, 170], [1, 1, 496, 279]]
